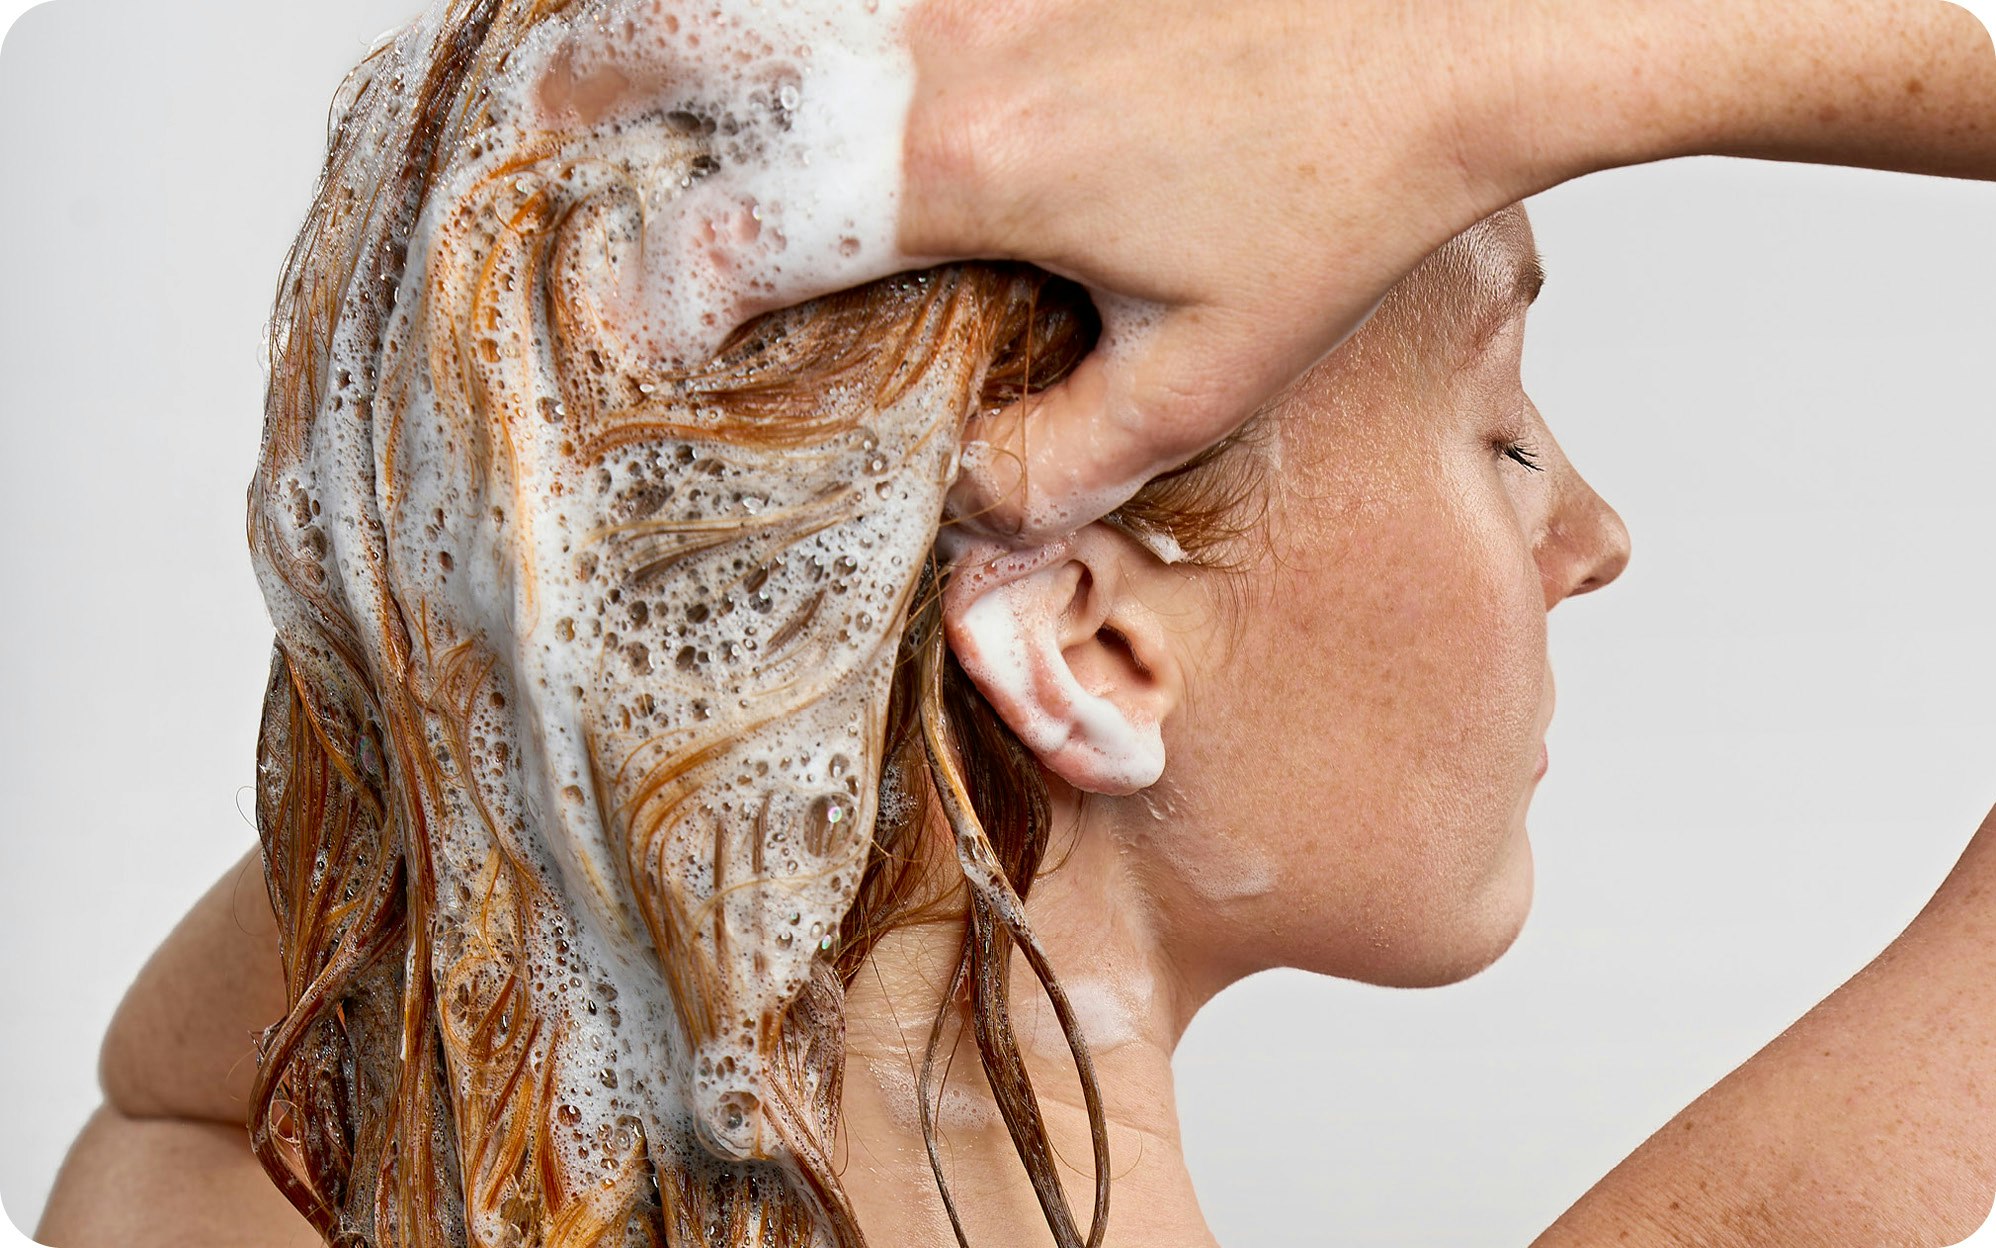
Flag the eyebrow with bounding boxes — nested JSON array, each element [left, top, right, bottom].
[[1514, 252, 1546, 309], [1459, 248, 1545, 361]]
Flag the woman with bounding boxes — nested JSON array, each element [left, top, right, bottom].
[[226, 1, 1632, 1240], [60, 2, 1625, 1242], [22, 1, 1996, 1246]]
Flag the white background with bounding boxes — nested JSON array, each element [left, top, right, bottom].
[[1, 1, 1993, 1244]]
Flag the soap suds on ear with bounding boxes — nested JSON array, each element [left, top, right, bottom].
[[944, 538, 1166, 795]]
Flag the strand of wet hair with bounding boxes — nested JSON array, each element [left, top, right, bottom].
[[915, 622, 1112, 1248], [917, 948, 976, 1246]]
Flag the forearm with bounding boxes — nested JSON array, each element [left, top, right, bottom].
[[1474, 0, 1996, 195], [37, 1105, 320, 1248], [1535, 803, 1996, 1247]]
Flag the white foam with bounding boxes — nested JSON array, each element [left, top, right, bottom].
[[1183, 849, 1278, 903], [866, 1059, 999, 1135], [1059, 973, 1154, 1054], [952, 555, 1165, 795], [271, 0, 971, 1213], [504, 0, 931, 367], [1124, 524, 1185, 567]]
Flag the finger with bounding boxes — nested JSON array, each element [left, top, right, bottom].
[[945, 300, 1303, 543]]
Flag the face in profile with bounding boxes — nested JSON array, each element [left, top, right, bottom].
[[959, 204, 1632, 1001]]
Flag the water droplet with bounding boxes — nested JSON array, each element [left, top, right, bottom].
[[804, 795, 852, 855]]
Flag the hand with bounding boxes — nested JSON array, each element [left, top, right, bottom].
[[639, 0, 1990, 542], [894, 0, 1994, 541], [902, 0, 1538, 538]]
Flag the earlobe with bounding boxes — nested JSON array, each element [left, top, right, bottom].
[[940, 531, 1176, 796]]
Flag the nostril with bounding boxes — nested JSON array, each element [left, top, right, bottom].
[[1571, 498, 1631, 597]]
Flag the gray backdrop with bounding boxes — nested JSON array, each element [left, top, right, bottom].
[[2, 2, 1992, 1243]]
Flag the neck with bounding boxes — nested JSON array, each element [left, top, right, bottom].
[[832, 808, 1223, 1248]]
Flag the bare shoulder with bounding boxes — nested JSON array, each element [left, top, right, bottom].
[[97, 845, 290, 1125], [37, 1104, 321, 1248], [1533, 801, 1996, 1247]]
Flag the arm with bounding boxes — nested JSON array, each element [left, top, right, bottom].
[[1512, 0, 1996, 185], [904, 0, 1996, 538], [1534, 803, 1996, 1247], [36, 847, 319, 1247]]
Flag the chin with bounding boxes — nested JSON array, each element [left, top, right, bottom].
[[1346, 828, 1537, 989]]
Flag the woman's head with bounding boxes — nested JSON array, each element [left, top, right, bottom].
[[958, 204, 1630, 999], [241, 4, 1626, 1248]]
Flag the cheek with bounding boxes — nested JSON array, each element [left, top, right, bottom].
[[1165, 480, 1545, 984]]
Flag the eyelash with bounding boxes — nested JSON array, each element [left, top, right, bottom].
[[1500, 440, 1545, 473]]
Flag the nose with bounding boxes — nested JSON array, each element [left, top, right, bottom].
[[1541, 473, 1631, 608]]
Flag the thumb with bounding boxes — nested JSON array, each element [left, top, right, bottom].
[[945, 297, 1314, 543]]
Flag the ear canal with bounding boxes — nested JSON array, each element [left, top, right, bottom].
[[941, 537, 1166, 795]]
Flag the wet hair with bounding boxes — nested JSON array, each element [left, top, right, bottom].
[[243, 4, 1259, 1248]]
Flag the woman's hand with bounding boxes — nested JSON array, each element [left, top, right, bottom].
[[899, 0, 1995, 540]]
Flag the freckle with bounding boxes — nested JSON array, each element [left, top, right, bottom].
[[1297, 162, 1318, 181], [1905, 76, 1925, 96], [1817, 104, 1841, 124]]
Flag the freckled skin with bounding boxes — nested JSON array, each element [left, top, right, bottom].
[[1130, 206, 1629, 995], [838, 206, 1633, 1247]]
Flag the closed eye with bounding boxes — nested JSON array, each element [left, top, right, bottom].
[[1501, 440, 1545, 472]]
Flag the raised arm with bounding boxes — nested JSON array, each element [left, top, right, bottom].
[[1535, 802, 1996, 1246], [902, 0, 1996, 539], [36, 847, 318, 1247]]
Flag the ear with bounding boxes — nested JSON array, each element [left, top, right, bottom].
[[940, 527, 1181, 795]]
